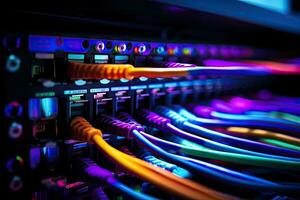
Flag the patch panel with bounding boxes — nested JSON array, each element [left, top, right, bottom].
[[2, 28, 300, 200]]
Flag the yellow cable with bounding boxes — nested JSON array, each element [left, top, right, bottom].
[[93, 135, 222, 200], [71, 117, 232, 200], [68, 62, 188, 80], [227, 127, 300, 146], [129, 67, 188, 78]]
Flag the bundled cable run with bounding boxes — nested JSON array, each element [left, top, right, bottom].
[[70, 116, 230, 200], [68, 61, 268, 80]]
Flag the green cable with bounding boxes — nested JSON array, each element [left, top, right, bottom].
[[261, 138, 300, 152], [246, 111, 300, 124], [175, 141, 300, 170], [269, 111, 300, 124]]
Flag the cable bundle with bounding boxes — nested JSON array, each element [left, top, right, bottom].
[[102, 112, 300, 193], [70, 117, 231, 200]]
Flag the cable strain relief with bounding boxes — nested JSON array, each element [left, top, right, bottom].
[[117, 112, 145, 132], [137, 109, 171, 130], [70, 117, 102, 143], [77, 158, 114, 182], [98, 114, 143, 138], [154, 106, 186, 128]]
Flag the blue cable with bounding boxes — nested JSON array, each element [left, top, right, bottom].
[[175, 105, 300, 133], [78, 158, 157, 200], [157, 106, 300, 159], [132, 130, 300, 193], [107, 178, 157, 200], [164, 123, 300, 161], [210, 111, 300, 129]]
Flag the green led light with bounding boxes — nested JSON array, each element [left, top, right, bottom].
[[35, 92, 55, 98], [261, 138, 300, 152], [69, 95, 82, 101], [182, 48, 192, 55], [16, 156, 24, 165]]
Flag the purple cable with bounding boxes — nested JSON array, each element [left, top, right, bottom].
[[78, 158, 157, 200], [137, 109, 300, 160]]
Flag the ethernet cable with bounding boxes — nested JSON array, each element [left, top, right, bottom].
[[139, 151, 191, 178], [209, 96, 300, 123], [68, 62, 268, 80], [92, 187, 109, 200], [228, 96, 300, 116], [111, 113, 300, 193], [119, 146, 192, 178], [137, 109, 300, 161], [187, 102, 300, 134], [203, 59, 300, 75], [135, 110, 300, 167], [137, 128, 300, 170], [70, 117, 230, 200], [156, 106, 300, 159], [77, 158, 157, 200], [226, 127, 300, 147], [260, 139, 300, 152], [246, 111, 300, 124]]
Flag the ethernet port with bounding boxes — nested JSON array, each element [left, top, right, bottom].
[[94, 92, 113, 116], [115, 91, 132, 114], [31, 53, 56, 82], [32, 119, 58, 139], [180, 87, 194, 104], [134, 89, 150, 111], [166, 87, 181, 106], [150, 89, 166, 109], [68, 95, 89, 119], [28, 97, 59, 139]]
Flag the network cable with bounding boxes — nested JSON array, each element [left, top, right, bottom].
[[226, 127, 300, 147], [246, 111, 300, 124], [70, 117, 229, 200], [119, 146, 192, 178], [187, 102, 300, 134], [203, 59, 300, 75], [77, 158, 157, 200], [260, 139, 300, 152], [137, 109, 300, 161], [209, 98, 300, 126], [68, 62, 268, 80], [228, 96, 300, 116], [139, 151, 192, 178], [137, 127, 300, 170], [107, 113, 300, 193], [156, 106, 300, 158], [92, 187, 109, 200]]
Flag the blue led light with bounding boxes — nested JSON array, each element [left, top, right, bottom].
[[139, 77, 148, 82], [120, 78, 129, 83], [41, 97, 58, 118], [28, 99, 41, 120], [100, 79, 110, 84], [75, 79, 87, 86], [29, 97, 58, 120], [68, 54, 85, 60], [94, 54, 109, 60], [30, 147, 41, 169]]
